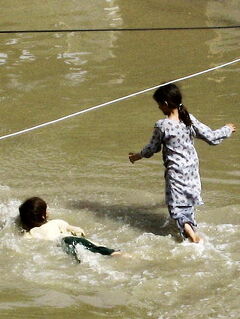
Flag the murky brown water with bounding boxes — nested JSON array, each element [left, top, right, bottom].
[[0, 1, 239, 318]]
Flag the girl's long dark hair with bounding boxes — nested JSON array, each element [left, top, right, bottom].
[[19, 197, 47, 231], [153, 83, 192, 127]]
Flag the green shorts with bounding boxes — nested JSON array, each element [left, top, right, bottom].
[[62, 236, 116, 262]]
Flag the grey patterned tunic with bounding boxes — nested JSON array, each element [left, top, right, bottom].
[[140, 114, 232, 207]]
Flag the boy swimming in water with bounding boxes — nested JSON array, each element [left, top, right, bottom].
[[19, 197, 121, 261]]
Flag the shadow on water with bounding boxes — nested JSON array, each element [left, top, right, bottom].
[[67, 200, 182, 241]]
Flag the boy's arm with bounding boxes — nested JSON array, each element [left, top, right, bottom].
[[66, 224, 86, 237]]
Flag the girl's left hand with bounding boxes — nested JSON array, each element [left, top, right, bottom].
[[226, 123, 236, 132]]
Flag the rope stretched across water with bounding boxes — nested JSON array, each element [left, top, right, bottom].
[[1, 25, 240, 34], [0, 57, 239, 141]]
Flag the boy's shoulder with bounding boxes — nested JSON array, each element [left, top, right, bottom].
[[47, 219, 69, 226]]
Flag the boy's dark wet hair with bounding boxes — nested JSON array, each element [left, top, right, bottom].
[[19, 197, 47, 231], [153, 83, 192, 127]]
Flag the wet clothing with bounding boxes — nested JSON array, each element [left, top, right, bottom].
[[168, 206, 197, 238], [140, 114, 232, 207], [140, 114, 232, 236], [24, 219, 116, 261], [62, 236, 115, 262], [23, 219, 85, 240]]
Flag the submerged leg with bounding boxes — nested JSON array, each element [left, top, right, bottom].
[[184, 223, 202, 243], [168, 205, 202, 243], [62, 236, 117, 259]]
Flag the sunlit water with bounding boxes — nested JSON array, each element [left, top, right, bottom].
[[0, 0, 239, 318]]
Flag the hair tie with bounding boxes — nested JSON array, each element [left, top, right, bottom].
[[178, 103, 183, 110]]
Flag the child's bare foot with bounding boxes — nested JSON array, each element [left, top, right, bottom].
[[193, 233, 203, 243], [111, 251, 132, 258], [184, 223, 203, 243], [111, 251, 122, 256]]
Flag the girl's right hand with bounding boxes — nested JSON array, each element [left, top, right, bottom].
[[129, 152, 142, 163], [226, 123, 236, 132]]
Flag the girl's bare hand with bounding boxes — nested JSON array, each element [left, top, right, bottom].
[[128, 152, 142, 164], [226, 123, 236, 132]]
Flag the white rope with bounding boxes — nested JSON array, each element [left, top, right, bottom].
[[0, 57, 239, 141]]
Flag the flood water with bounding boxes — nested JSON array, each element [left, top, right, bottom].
[[0, 1, 239, 318]]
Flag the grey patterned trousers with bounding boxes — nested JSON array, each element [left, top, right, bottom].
[[168, 206, 197, 238]]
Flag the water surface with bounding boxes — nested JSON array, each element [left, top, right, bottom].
[[0, 1, 239, 318]]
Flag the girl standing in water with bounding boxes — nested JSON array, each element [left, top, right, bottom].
[[129, 84, 235, 242]]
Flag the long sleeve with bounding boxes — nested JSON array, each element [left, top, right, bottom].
[[25, 219, 85, 240], [65, 224, 85, 237], [191, 115, 232, 145], [140, 124, 163, 158]]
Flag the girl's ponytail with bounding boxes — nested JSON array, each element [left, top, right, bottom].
[[178, 103, 192, 127]]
